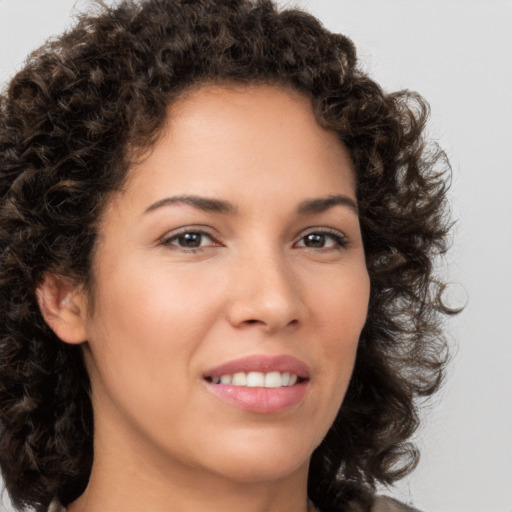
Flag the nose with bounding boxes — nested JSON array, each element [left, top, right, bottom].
[[226, 251, 305, 334]]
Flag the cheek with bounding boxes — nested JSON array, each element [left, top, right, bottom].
[[300, 268, 369, 452], [313, 263, 370, 331], [82, 263, 223, 434], [311, 264, 370, 381], [83, 256, 233, 409], [92, 256, 224, 340]]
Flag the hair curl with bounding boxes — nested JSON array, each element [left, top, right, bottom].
[[0, 1, 453, 511]]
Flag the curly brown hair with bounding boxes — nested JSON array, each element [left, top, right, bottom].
[[0, 1, 453, 511]]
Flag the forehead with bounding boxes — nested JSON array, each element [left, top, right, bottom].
[[120, 83, 356, 211]]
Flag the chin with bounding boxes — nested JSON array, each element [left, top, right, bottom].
[[203, 435, 314, 484], [216, 457, 309, 484]]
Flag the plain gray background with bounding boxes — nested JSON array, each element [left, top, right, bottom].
[[0, 1, 511, 511]]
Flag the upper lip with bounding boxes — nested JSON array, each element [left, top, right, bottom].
[[204, 355, 310, 379]]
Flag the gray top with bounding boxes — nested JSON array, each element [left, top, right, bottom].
[[48, 495, 421, 512]]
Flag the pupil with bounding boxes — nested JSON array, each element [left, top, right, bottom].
[[305, 233, 325, 247], [180, 233, 201, 247]]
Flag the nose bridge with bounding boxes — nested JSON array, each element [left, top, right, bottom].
[[227, 243, 303, 332]]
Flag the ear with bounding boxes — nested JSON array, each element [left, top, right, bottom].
[[36, 272, 88, 344]]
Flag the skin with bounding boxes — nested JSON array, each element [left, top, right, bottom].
[[39, 84, 370, 512]]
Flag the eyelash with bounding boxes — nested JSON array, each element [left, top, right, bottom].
[[160, 228, 219, 253], [296, 228, 348, 250], [160, 227, 348, 253]]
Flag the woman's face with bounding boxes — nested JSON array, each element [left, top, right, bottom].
[[78, 84, 370, 486]]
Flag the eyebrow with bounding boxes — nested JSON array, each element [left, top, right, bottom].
[[144, 195, 237, 215], [297, 195, 358, 215], [143, 193, 358, 216]]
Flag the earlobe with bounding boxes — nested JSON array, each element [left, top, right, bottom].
[[36, 273, 88, 344]]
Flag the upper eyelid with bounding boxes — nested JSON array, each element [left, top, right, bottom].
[[296, 226, 347, 240], [161, 225, 219, 240], [300, 226, 345, 234]]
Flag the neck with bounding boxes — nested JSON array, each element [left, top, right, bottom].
[[68, 463, 311, 512]]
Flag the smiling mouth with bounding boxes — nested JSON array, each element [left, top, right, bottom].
[[204, 371, 306, 388], [202, 355, 310, 412]]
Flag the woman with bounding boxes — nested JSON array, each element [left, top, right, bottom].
[[0, 1, 452, 511]]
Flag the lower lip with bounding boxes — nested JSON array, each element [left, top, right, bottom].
[[204, 381, 308, 414]]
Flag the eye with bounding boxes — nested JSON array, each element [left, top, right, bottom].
[[161, 229, 219, 251], [295, 229, 348, 250]]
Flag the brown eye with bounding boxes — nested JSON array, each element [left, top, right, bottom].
[[176, 232, 204, 248], [162, 230, 217, 250], [303, 233, 326, 248], [295, 230, 348, 250]]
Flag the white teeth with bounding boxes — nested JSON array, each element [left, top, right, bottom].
[[247, 372, 265, 387], [232, 372, 247, 386], [210, 371, 300, 388], [220, 374, 232, 384], [264, 371, 282, 388]]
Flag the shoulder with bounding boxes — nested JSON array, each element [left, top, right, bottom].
[[371, 495, 422, 512], [48, 498, 66, 512], [48, 495, 419, 512], [311, 494, 423, 512]]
